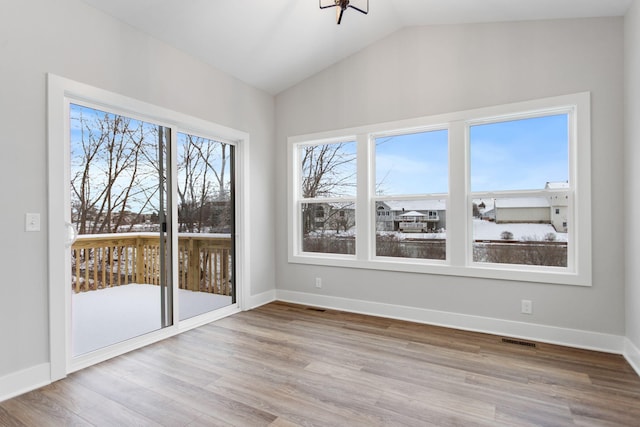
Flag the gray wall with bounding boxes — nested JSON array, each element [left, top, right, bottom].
[[625, 2, 640, 349], [0, 0, 276, 378], [276, 18, 625, 335], [1, 0, 636, 391]]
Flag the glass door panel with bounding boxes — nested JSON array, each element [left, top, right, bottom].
[[176, 132, 235, 320], [69, 103, 172, 356]]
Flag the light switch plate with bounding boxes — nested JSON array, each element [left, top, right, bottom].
[[25, 213, 41, 232]]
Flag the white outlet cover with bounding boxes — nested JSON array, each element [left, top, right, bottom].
[[25, 213, 41, 232]]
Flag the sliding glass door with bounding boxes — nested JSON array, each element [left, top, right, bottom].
[[67, 102, 237, 357], [176, 133, 235, 320], [47, 74, 246, 379], [69, 103, 173, 356]]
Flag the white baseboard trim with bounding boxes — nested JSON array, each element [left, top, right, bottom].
[[276, 290, 625, 355], [246, 289, 277, 310], [0, 363, 51, 403], [624, 338, 640, 376]]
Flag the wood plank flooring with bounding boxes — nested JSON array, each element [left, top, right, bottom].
[[2, 301, 640, 426]]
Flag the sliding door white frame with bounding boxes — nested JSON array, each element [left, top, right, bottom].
[[47, 74, 251, 380]]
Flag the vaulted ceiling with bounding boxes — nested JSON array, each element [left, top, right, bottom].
[[81, 0, 632, 94]]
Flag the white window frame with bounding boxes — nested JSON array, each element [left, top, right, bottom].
[[288, 92, 591, 287], [370, 125, 450, 264], [291, 137, 359, 259]]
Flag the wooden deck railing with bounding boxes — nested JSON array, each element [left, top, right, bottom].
[[70, 233, 232, 296]]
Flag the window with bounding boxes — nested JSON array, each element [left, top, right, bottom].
[[374, 129, 448, 260], [288, 93, 591, 286], [469, 114, 570, 268], [296, 141, 357, 255]]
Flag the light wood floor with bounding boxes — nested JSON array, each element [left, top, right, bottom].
[[2, 302, 640, 426]]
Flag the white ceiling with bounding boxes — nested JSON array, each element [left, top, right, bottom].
[[81, 0, 632, 95]]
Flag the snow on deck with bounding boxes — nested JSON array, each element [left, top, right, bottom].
[[72, 284, 232, 356]]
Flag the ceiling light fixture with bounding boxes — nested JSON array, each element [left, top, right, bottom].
[[320, 0, 369, 25]]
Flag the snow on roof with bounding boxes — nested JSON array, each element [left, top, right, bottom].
[[475, 199, 495, 213], [327, 202, 356, 209], [399, 210, 426, 217], [495, 197, 549, 208], [381, 200, 446, 211]]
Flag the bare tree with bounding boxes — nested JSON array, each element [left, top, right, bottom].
[[71, 105, 234, 236], [301, 143, 356, 198], [70, 106, 160, 234], [300, 143, 356, 235], [177, 134, 232, 233]]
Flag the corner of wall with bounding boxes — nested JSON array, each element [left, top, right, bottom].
[[247, 289, 277, 310], [624, 338, 640, 377]]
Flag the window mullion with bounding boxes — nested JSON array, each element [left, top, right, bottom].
[[448, 121, 467, 266], [356, 133, 371, 260]]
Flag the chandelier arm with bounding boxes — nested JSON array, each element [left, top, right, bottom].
[[319, 0, 339, 9], [349, 0, 369, 15], [348, 5, 368, 15]]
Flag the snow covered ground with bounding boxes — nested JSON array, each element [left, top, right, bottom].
[[72, 284, 232, 356], [310, 217, 566, 242], [375, 219, 566, 242], [377, 230, 446, 240], [472, 219, 567, 242]]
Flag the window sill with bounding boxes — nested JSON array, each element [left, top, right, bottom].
[[288, 253, 591, 287]]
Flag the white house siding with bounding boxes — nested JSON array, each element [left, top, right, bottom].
[[551, 206, 569, 232], [495, 207, 550, 224]]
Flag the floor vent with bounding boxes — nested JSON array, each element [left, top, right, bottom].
[[306, 307, 326, 312], [501, 338, 537, 348]]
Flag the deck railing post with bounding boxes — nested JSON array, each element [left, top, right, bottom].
[[136, 236, 145, 284], [188, 237, 200, 292]]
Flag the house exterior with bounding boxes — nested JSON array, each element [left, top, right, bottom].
[[376, 200, 447, 232], [306, 200, 448, 234], [305, 202, 356, 233], [494, 197, 551, 224], [545, 182, 569, 233], [491, 182, 569, 232]]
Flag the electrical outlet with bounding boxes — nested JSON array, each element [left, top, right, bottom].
[[315, 277, 322, 289], [521, 299, 533, 315]]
